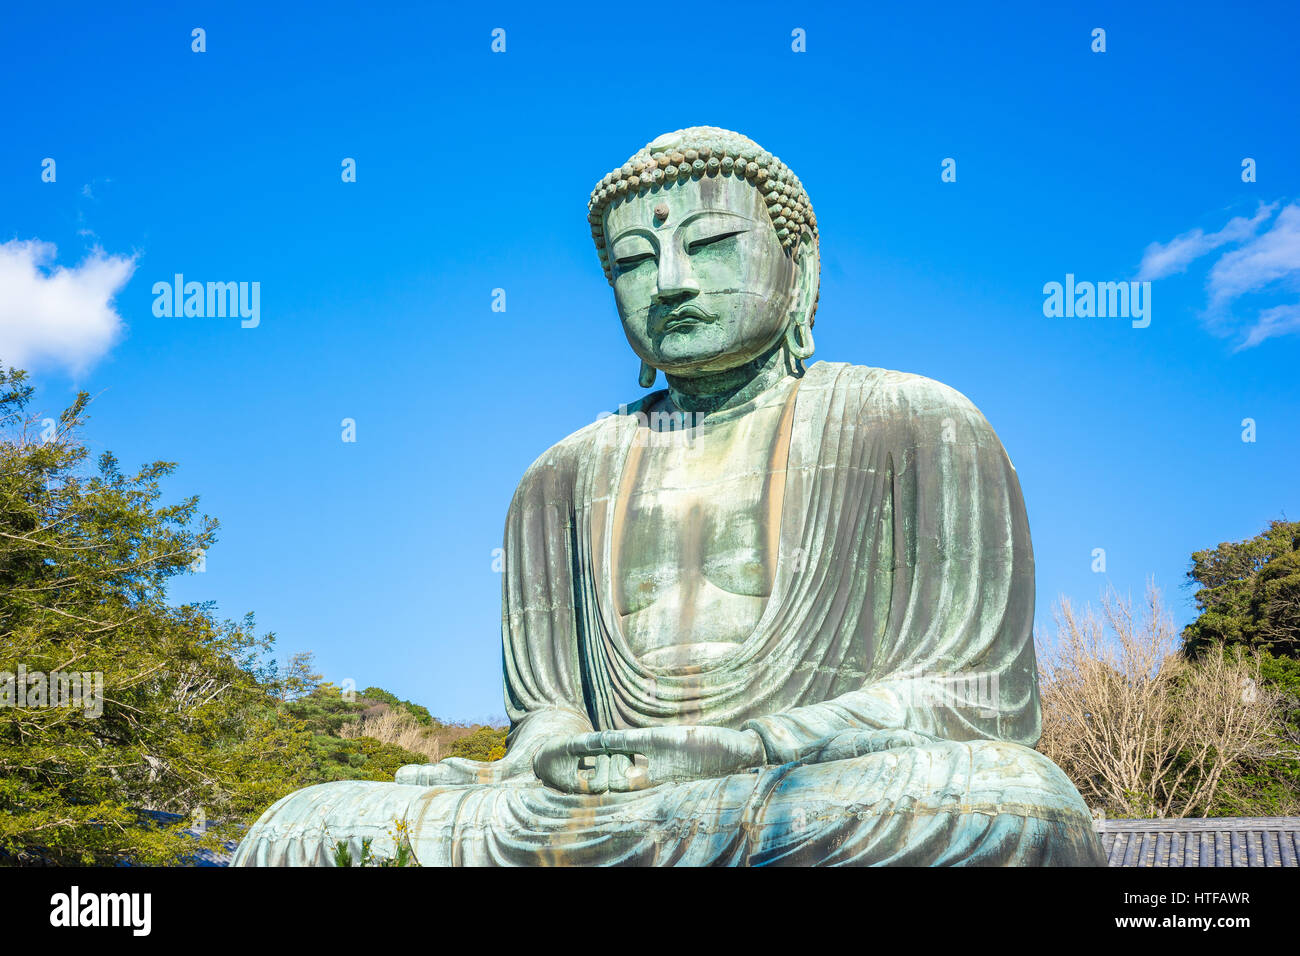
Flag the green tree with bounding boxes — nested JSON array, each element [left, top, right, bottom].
[[1212, 651, 1300, 815], [1183, 518, 1300, 659], [0, 364, 508, 864], [0, 367, 306, 864], [281, 678, 431, 781], [446, 724, 507, 761], [359, 686, 433, 725], [1182, 519, 1300, 814]]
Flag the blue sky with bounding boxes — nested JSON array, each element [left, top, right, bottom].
[[3, 1, 1297, 721]]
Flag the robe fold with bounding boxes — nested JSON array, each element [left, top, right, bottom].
[[232, 362, 1105, 866]]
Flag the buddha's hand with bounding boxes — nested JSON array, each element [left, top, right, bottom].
[[533, 726, 766, 795], [805, 728, 940, 765], [395, 745, 538, 787]]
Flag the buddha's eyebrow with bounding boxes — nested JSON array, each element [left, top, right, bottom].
[[678, 209, 755, 229], [609, 208, 754, 245]]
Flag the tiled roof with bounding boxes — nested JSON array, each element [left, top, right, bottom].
[[136, 810, 238, 866], [1097, 817, 1300, 867]]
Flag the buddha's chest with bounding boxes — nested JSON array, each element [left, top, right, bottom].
[[611, 400, 791, 667]]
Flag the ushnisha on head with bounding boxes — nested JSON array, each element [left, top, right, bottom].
[[589, 127, 820, 387]]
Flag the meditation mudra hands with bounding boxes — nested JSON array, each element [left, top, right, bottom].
[[397, 723, 940, 793], [395, 726, 760, 791], [532, 726, 766, 794]]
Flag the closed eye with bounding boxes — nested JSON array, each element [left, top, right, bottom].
[[687, 230, 743, 254], [615, 252, 655, 270]]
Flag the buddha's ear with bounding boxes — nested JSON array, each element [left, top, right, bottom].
[[789, 229, 820, 328]]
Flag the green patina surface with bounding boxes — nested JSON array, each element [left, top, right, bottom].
[[233, 127, 1105, 867]]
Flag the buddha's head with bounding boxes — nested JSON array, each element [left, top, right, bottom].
[[588, 127, 820, 385]]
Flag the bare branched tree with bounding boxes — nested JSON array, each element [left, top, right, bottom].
[[1037, 581, 1288, 819]]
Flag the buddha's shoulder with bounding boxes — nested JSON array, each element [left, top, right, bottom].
[[805, 361, 989, 425], [510, 397, 653, 495]]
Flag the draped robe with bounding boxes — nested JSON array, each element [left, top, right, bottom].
[[232, 362, 1105, 866]]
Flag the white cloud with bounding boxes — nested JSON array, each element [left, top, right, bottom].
[[1235, 303, 1300, 351], [1136, 202, 1276, 280], [1208, 203, 1300, 308], [0, 239, 136, 375], [1137, 201, 1300, 349]]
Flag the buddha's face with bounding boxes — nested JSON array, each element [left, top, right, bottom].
[[604, 176, 804, 377]]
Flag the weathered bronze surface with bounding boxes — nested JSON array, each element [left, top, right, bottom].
[[233, 128, 1105, 866]]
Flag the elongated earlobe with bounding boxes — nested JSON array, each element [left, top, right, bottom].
[[638, 361, 657, 388], [784, 232, 819, 365], [793, 230, 820, 328], [784, 316, 815, 361]]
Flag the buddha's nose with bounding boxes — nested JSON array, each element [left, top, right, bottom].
[[653, 250, 700, 305]]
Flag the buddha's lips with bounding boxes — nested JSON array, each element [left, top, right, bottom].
[[657, 304, 718, 333]]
